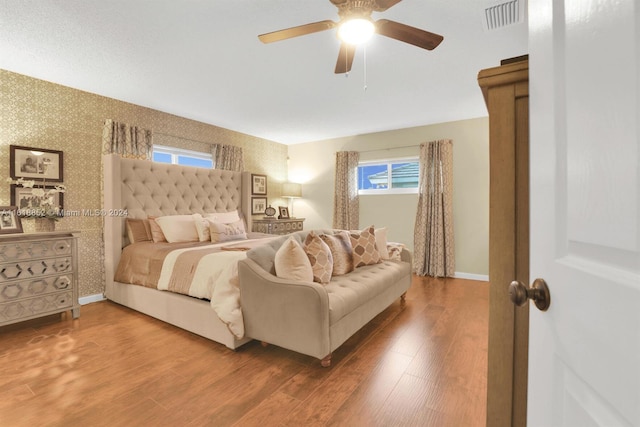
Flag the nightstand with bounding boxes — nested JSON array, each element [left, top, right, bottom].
[[0, 230, 80, 327], [252, 218, 305, 235]]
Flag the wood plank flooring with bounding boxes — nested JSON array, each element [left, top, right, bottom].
[[0, 276, 488, 427]]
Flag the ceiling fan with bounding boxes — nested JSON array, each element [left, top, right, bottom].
[[258, 0, 444, 74]]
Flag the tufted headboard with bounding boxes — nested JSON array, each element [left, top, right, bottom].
[[102, 154, 252, 288]]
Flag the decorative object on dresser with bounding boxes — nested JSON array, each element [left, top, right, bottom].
[[278, 206, 290, 219], [264, 205, 277, 218], [251, 197, 267, 215], [250, 174, 267, 195], [0, 206, 23, 234], [0, 230, 80, 327], [252, 217, 304, 235], [10, 145, 63, 182], [281, 182, 302, 217]]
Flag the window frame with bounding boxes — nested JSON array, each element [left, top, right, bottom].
[[152, 145, 213, 168], [357, 156, 420, 195]]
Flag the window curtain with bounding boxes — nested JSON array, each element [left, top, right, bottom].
[[333, 151, 359, 230], [211, 144, 244, 172], [102, 119, 153, 160], [413, 139, 455, 277]]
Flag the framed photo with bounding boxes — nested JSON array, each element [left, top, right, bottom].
[[251, 174, 267, 195], [251, 197, 267, 215], [0, 206, 23, 234], [10, 145, 63, 182], [11, 185, 64, 216], [278, 206, 290, 219]]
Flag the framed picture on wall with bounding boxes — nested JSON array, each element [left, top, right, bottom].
[[10, 145, 64, 182], [0, 206, 23, 234], [251, 174, 267, 195], [11, 185, 64, 216], [251, 197, 267, 215]]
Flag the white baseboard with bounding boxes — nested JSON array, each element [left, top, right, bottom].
[[454, 272, 489, 282], [79, 293, 106, 305]]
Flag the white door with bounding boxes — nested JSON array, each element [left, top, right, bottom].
[[528, 0, 640, 426]]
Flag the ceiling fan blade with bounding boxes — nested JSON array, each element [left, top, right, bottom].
[[335, 43, 356, 74], [372, 0, 403, 12], [375, 19, 443, 50], [258, 20, 336, 44]]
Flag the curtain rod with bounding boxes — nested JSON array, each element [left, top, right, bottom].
[[349, 144, 421, 154], [154, 131, 216, 146]]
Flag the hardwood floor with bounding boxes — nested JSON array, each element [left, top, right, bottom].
[[0, 276, 488, 427]]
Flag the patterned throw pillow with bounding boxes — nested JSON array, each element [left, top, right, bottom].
[[274, 236, 313, 282], [303, 231, 333, 284], [349, 225, 382, 268], [209, 219, 247, 243], [319, 231, 354, 276]]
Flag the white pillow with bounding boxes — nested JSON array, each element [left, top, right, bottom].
[[193, 213, 210, 242], [209, 219, 247, 243], [275, 236, 313, 282], [155, 214, 200, 243], [375, 227, 390, 260]]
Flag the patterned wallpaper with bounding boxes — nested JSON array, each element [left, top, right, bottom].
[[0, 69, 288, 297]]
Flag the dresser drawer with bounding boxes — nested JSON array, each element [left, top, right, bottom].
[[0, 257, 72, 282], [0, 238, 72, 262], [0, 274, 72, 302], [0, 291, 73, 323]]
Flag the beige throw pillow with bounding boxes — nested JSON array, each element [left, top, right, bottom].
[[275, 236, 313, 282], [303, 231, 333, 284], [147, 216, 167, 243], [319, 231, 354, 276], [375, 227, 390, 260], [350, 225, 382, 268], [209, 219, 247, 243], [125, 218, 152, 244]]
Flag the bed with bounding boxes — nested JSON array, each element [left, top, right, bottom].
[[102, 154, 261, 350]]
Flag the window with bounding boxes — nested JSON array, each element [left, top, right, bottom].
[[357, 158, 419, 195], [152, 145, 213, 168]]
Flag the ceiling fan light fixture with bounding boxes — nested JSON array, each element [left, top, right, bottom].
[[338, 18, 375, 45]]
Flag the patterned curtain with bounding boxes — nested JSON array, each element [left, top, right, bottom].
[[211, 144, 244, 172], [413, 139, 455, 277], [333, 151, 359, 230], [102, 119, 152, 160]]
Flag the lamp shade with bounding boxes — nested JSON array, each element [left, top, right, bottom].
[[282, 182, 302, 198]]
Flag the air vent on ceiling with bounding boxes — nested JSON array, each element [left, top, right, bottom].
[[483, 0, 525, 31]]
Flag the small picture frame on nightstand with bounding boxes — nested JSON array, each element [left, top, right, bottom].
[[0, 206, 23, 234], [278, 206, 290, 219]]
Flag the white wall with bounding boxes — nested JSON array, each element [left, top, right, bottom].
[[288, 117, 489, 276]]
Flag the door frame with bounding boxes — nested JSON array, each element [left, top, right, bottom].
[[478, 59, 529, 427]]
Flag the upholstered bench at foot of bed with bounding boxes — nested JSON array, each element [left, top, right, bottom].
[[237, 230, 412, 367]]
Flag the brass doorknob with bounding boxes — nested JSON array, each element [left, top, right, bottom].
[[509, 278, 551, 311]]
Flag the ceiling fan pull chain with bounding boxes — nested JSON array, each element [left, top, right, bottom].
[[363, 45, 368, 91]]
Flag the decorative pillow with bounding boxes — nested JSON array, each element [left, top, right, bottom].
[[387, 243, 405, 261], [125, 218, 152, 244], [375, 227, 390, 260], [155, 214, 200, 243], [274, 236, 313, 282], [209, 219, 247, 243], [349, 225, 382, 268], [147, 216, 167, 243], [193, 213, 211, 242], [303, 231, 333, 284], [319, 231, 354, 276]]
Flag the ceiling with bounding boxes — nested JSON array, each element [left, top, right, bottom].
[[0, 0, 527, 145]]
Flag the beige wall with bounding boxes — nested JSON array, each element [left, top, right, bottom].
[[0, 69, 288, 298], [288, 117, 489, 276]]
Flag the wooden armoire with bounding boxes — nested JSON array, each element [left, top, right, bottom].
[[478, 57, 529, 427]]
